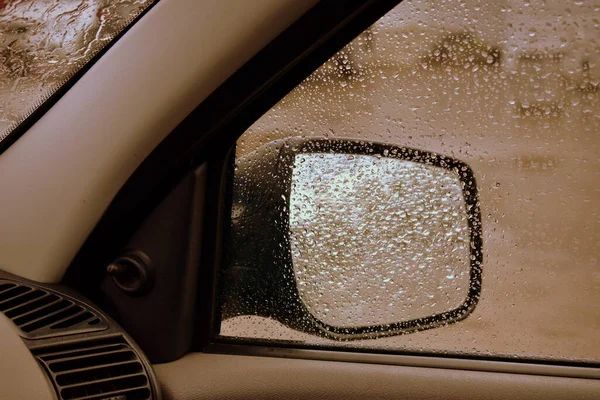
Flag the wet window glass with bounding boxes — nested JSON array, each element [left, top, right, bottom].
[[0, 0, 153, 144], [220, 0, 599, 362]]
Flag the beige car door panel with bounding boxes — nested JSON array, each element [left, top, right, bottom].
[[156, 353, 600, 400]]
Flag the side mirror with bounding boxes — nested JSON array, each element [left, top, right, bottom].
[[221, 137, 482, 340]]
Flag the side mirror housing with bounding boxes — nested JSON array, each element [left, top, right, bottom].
[[221, 137, 483, 340]]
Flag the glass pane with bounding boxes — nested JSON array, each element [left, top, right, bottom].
[[221, 0, 599, 362], [0, 0, 153, 143]]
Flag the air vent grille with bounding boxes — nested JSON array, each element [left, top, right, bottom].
[[34, 336, 152, 400], [0, 279, 107, 339]]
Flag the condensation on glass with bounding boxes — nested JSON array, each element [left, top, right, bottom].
[[0, 0, 153, 142], [222, 0, 600, 362]]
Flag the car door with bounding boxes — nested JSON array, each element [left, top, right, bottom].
[[0, 0, 598, 399]]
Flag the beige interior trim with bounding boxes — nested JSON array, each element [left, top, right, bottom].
[[0, 0, 318, 283], [155, 353, 600, 400], [0, 314, 54, 400]]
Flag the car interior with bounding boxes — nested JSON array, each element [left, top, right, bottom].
[[0, 0, 598, 399]]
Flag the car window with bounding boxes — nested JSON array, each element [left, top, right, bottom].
[[0, 0, 153, 146], [219, 0, 599, 363]]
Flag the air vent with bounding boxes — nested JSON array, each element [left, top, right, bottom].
[[0, 279, 107, 339], [34, 336, 152, 400]]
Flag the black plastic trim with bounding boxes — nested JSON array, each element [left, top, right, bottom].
[[0, 278, 108, 340], [97, 166, 206, 364]]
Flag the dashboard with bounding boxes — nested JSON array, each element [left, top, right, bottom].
[[0, 271, 160, 400]]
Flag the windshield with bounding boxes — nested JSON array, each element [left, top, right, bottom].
[[0, 0, 153, 148]]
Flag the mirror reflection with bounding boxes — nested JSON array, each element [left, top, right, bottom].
[[289, 153, 471, 327]]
